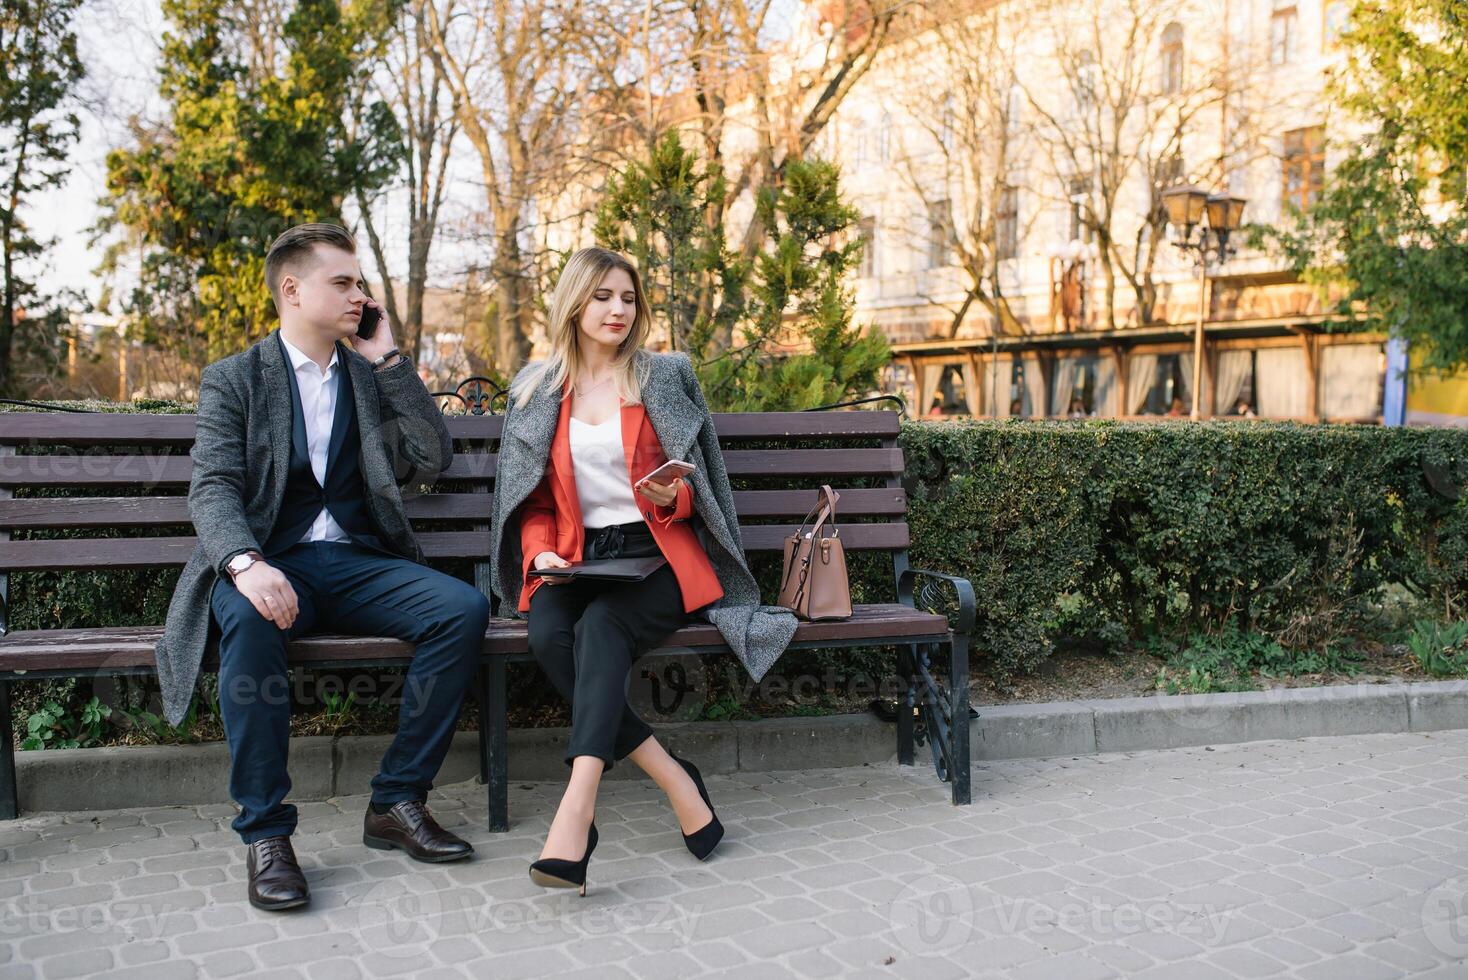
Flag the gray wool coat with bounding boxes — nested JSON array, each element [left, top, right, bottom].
[[488, 350, 799, 683], [153, 329, 453, 725]]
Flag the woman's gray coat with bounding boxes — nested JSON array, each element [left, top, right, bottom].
[[488, 350, 798, 682]]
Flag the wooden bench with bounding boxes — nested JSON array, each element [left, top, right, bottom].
[[0, 408, 975, 829]]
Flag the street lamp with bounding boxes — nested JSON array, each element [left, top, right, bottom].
[[1162, 184, 1247, 420]]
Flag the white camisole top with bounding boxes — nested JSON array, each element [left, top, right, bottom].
[[568, 415, 644, 528]]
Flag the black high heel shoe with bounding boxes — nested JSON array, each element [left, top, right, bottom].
[[671, 754, 724, 860], [528, 818, 598, 896]]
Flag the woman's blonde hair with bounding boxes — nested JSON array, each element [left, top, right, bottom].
[[510, 247, 653, 409]]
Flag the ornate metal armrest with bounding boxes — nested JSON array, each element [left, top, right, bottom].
[[897, 567, 976, 637]]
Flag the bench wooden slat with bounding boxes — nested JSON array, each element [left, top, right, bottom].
[[0, 446, 899, 488], [725, 488, 908, 517], [737, 523, 910, 550], [0, 494, 496, 528], [0, 410, 899, 446], [0, 414, 502, 446], [0, 454, 497, 487], [0, 487, 903, 529], [0, 604, 948, 674], [0, 521, 905, 570], [722, 447, 903, 477], [0, 532, 495, 570]]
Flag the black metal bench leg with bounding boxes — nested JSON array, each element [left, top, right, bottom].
[[948, 635, 971, 806], [896, 644, 915, 766], [476, 668, 490, 788], [485, 659, 508, 832], [0, 681, 16, 820]]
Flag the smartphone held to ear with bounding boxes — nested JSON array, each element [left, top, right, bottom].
[[356, 304, 382, 340], [637, 459, 695, 487]]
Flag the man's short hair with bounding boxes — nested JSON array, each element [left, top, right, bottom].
[[264, 223, 356, 309]]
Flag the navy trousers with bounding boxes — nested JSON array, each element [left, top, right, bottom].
[[210, 541, 490, 843]]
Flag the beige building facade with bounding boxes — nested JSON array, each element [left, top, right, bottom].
[[539, 0, 1382, 421]]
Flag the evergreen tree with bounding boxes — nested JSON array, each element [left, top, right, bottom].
[[596, 131, 888, 411]]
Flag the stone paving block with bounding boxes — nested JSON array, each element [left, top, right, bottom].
[[36, 947, 111, 980]]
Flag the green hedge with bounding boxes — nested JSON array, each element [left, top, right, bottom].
[[900, 419, 1468, 679], [8, 405, 1468, 731]]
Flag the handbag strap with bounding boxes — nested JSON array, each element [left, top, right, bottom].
[[780, 486, 842, 602], [794, 485, 842, 540]]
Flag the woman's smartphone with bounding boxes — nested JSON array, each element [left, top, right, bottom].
[[637, 459, 695, 487], [356, 304, 382, 340]]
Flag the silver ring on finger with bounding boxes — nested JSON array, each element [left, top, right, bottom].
[[263, 595, 275, 603]]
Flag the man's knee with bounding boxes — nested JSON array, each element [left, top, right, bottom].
[[213, 587, 284, 647], [441, 582, 490, 638]]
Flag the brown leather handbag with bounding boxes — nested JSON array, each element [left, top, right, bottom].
[[777, 484, 853, 621]]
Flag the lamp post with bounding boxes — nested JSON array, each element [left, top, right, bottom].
[[1161, 184, 1246, 420]]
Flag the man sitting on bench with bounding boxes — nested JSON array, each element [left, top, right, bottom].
[[153, 222, 491, 911]]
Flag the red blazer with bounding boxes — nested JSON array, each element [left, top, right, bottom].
[[517, 382, 725, 614]]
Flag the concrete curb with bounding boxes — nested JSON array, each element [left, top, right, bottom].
[[13, 678, 1468, 814]]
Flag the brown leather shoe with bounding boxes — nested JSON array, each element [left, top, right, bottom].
[[246, 836, 309, 911], [363, 800, 473, 863]]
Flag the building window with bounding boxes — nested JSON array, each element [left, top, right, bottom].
[[1138, 354, 1193, 415], [1160, 23, 1184, 95], [997, 187, 1019, 261], [1271, 4, 1298, 66], [1282, 126, 1325, 212], [1006, 81, 1024, 135], [1050, 354, 1117, 417], [1068, 176, 1093, 244], [1162, 154, 1186, 187], [940, 94, 956, 153], [927, 200, 951, 269], [1323, 0, 1350, 49], [857, 216, 877, 278], [1075, 51, 1097, 115], [1152, 155, 1186, 223]]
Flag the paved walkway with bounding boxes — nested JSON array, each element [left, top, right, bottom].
[[1, 730, 1466, 978]]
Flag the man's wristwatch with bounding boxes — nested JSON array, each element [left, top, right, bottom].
[[225, 550, 264, 582]]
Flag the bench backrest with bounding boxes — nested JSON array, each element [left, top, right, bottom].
[[0, 410, 909, 623]]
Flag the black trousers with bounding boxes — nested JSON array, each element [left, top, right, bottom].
[[526, 522, 694, 773]]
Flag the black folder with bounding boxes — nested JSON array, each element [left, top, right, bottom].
[[528, 556, 668, 582]]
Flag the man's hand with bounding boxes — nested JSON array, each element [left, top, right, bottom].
[[532, 550, 572, 586], [635, 476, 682, 509], [234, 561, 300, 629], [349, 300, 399, 365]]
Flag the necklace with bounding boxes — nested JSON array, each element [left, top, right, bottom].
[[573, 372, 614, 398]]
